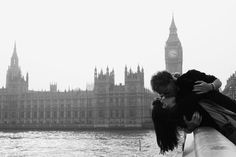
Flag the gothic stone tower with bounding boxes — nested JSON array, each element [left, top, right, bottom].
[[6, 43, 29, 94], [93, 67, 115, 93], [165, 16, 183, 74], [124, 65, 144, 92]]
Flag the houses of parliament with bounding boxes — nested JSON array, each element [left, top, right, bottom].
[[0, 44, 155, 129]]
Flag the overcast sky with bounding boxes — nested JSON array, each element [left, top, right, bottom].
[[0, 0, 235, 91]]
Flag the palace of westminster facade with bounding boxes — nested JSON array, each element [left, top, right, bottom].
[[0, 44, 155, 129]]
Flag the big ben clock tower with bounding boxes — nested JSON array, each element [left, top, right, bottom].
[[165, 16, 183, 74]]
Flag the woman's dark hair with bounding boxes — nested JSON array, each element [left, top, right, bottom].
[[152, 99, 180, 154], [151, 71, 174, 93]]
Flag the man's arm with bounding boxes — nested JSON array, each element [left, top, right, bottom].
[[193, 78, 222, 94], [177, 69, 221, 94], [211, 78, 222, 90]]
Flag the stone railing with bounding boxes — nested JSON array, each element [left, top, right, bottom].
[[183, 127, 236, 157]]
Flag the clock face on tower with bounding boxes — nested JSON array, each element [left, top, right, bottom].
[[168, 50, 178, 58]]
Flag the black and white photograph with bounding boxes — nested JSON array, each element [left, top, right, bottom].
[[0, 0, 236, 156]]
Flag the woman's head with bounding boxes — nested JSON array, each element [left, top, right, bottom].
[[152, 99, 180, 154], [161, 96, 176, 109]]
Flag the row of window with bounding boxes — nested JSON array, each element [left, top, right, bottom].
[[0, 109, 138, 119], [0, 99, 139, 107]]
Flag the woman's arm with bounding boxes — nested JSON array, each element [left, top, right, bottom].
[[183, 112, 202, 133]]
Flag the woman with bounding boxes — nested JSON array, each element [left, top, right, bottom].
[[151, 69, 236, 154]]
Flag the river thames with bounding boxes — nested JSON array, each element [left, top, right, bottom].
[[0, 130, 182, 157]]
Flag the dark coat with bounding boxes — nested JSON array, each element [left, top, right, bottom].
[[176, 69, 236, 142]]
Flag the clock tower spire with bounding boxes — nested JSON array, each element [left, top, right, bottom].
[[165, 15, 183, 74]]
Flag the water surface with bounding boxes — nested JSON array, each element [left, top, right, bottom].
[[0, 130, 180, 157]]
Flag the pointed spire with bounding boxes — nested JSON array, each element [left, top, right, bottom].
[[125, 65, 128, 76], [94, 67, 97, 78], [169, 14, 177, 34], [166, 14, 180, 43], [170, 14, 176, 28], [137, 65, 140, 72], [11, 42, 19, 66], [13, 42, 18, 58], [106, 66, 109, 75]]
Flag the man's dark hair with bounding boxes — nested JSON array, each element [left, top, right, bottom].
[[151, 71, 174, 93]]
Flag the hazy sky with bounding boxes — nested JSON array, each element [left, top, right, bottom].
[[0, 0, 236, 91]]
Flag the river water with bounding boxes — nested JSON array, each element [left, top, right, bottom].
[[0, 130, 181, 157]]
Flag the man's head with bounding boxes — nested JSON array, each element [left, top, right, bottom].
[[151, 71, 177, 96], [151, 71, 178, 108]]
